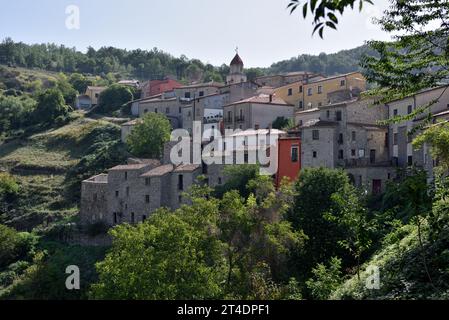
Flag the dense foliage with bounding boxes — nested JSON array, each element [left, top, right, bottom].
[[126, 113, 171, 159]]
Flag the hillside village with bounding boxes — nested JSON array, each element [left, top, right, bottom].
[[78, 52, 449, 228], [1, 34, 449, 300]]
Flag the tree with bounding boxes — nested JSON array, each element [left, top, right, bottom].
[[305, 257, 343, 300], [413, 122, 449, 171], [33, 89, 69, 124], [69, 73, 93, 94], [288, 168, 354, 279], [214, 164, 260, 199], [95, 84, 133, 114], [272, 116, 295, 130], [126, 113, 171, 159], [90, 210, 226, 299]]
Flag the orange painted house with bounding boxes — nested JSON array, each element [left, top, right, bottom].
[[275, 135, 301, 187]]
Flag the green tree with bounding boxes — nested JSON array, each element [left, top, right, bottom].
[[96, 84, 133, 114], [214, 165, 260, 199], [288, 168, 353, 279], [68, 73, 93, 94], [90, 209, 226, 299], [126, 113, 171, 159], [305, 257, 343, 300], [33, 88, 69, 124]]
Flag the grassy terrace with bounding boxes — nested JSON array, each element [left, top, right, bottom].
[[0, 115, 119, 230]]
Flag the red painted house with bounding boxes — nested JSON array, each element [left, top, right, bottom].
[[141, 79, 183, 98], [275, 135, 301, 187]]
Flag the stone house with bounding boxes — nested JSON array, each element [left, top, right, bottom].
[[223, 94, 294, 130], [296, 97, 395, 193], [80, 156, 202, 227], [387, 85, 449, 180], [274, 72, 366, 111]]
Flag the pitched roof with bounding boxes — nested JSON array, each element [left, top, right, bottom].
[[230, 53, 244, 66], [173, 164, 201, 173], [141, 164, 174, 177], [109, 164, 150, 171]]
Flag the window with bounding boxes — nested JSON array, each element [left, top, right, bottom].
[[288, 88, 293, 96], [124, 172, 128, 180], [185, 92, 191, 99], [154, 108, 158, 113], [407, 105, 413, 115], [166, 107, 170, 114], [407, 133, 413, 143], [299, 86, 303, 93], [336, 111, 342, 121], [144, 109, 148, 114], [145, 178, 150, 186], [291, 146, 299, 162], [318, 86, 323, 94], [340, 79, 346, 86], [178, 175, 184, 191], [218, 177, 222, 185], [199, 91, 204, 97], [298, 120, 303, 126], [115, 190, 119, 198], [352, 131, 356, 141], [307, 88, 313, 96], [408, 156, 413, 166], [299, 101, 303, 109], [93, 193, 98, 201], [338, 133, 344, 144], [95, 93, 99, 98], [227, 111, 232, 122], [179, 107, 182, 113], [145, 195, 150, 203], [313, 151, 317, 158], [370, 149, 376, 164], [326, 110, 330, 118], [126, 187, 129, 197], [318, 102, 322, 107], [393, 109, 398, 116], [312, 130, 320, 140], [142, 215, 147, 222], [113, 212, 117, 224], [393, 133, 398, 145], [351, 149, 356, 157], [187, 111, 191, 117], [131, 212, 135, 224], [338, 150, 344, 159]]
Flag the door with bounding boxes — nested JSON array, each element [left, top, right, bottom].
[[372, 179, 382, 195]]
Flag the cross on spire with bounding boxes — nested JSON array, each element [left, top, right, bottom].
[[235, 46, 239, 54]]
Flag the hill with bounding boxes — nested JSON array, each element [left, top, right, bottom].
[[0, 38, 372, 83]]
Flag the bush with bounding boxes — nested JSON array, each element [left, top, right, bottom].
[[306, 257, 343, 300]]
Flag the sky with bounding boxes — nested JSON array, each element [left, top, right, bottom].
[[0, 0, 393, 68]]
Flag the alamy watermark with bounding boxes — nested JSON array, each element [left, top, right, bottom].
[[170, 121, 280, 175], [65, 265, 80, 290], [65, 5, 80, 30]]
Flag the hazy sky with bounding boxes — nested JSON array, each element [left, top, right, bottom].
[[0, 0, 392, 68]]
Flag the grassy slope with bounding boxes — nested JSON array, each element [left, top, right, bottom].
[[0, 115, 120, 230]]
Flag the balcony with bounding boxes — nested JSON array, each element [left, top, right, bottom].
[[343, 158, 394, 168]]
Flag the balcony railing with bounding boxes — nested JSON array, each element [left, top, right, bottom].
[[343, 158, 393, 168]]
